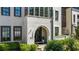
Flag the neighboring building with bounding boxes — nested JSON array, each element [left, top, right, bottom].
[[62, 7, 79, 35], [0, 7, 62, 44]]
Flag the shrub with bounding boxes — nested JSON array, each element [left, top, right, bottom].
[[45, 38, 78, 51], [45, 40, 64, 51], [6, 42, 20, 51], [20, 44, 31, 51], [75, 25, 79, 39], [20, 43, 37, 51], [0, 42, 37, 51], [63, 38, 77, 51], [30, 44, 37, 51], [0, 42, 20, 51]]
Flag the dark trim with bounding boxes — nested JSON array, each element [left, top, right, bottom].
[[14, 7, 21, 17], [71, 8, 73, 34], [55, 10, 59, 21], [51, 7, 53, 40], [1, 26, 11, 42], [13, 26, 22, 41], [1, 7, 10, 16], [24, 7, 28, 16]]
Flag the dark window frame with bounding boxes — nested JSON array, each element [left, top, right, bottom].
[[14, 7, 21, 17], [29, 7, 34, 15], [13, 26, 22, 41], [40, 7, 43, 16], [45, 7, 48, 17], [55, 27, 59, 36], [1, 26, 11, 42], [25, 7, 28, 16], [55, 10, 59, 21], [35, 7, 39, 16], [77, 14, 79, 19], [1, 7, 10, 16], [73, 14, 75, 23]]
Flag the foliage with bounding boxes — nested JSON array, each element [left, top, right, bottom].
[[75, 25, 79, 39], [45, 38, 78, 51], [45, 40, 63, 51], [0, 42, 37, 51], [20, 43, 37, 51]]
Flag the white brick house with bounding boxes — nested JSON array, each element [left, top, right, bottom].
[[0, 7, 62, 44]]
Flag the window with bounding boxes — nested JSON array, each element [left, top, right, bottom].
[[77, 14, 79, 19], [49, 7, 53, 17], [73, 15, 75, 23], [35, 7, 39, 16], [13, 26, 22, 41], [55, 27, 59, 36], [55, 10, 59, 21], [45, 7, 48, 17], [29, 7, 34, 15], [1, 7, 10, 16], [40, 7, 43, 16], [1, 26, 11, 41], [14, 7, 21, 17], [25, 7, 28, 16]]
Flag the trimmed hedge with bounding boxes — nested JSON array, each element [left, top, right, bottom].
[[0, 42, 37, 51], [20, 44, 37, 51]]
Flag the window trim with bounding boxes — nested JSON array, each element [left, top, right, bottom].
[[1, 7, 10, 16], [1, 26, 11, 42], [73, 14, 75, 23], [13, 26, 22, 41], [14, 7, 21, 17], [35, 7, 39, 16], [55, 10, 59, 21], [55, 27, 59, 36], [77, 14, 79, 19]]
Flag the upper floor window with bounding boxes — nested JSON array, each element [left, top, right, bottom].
[[14, 7, 21, 17], [49, 7, 53, 17], [35, 7, 39, 16], [29, 7, 34, 15], [1, 7, 10, 16], [55, 10, 59, 21], [77, 14, 79, 19], [45, 7, 48, 17], [40, 7, 43, 16], [25, 7, 28, 16], [73, 15, 75, 23]]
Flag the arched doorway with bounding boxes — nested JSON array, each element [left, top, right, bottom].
[[35, 26, 48, 44]]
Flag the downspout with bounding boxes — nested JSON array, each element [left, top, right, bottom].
[[50, 7, 53, 40]]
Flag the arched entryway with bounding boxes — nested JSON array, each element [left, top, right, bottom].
[[35, 26, 48, 44]]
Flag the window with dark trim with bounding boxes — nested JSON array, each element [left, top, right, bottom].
[[14, 7, 21, 17], [45, 7, 48, 17], [49, 7, 53, 17], [13, 26, 22, 41], [77, 14, 79, 19], [40, 7, 43, 16], [1, 26, 11, 41], [25, 7, 28, 16], [55, 10, 59, 21], [29, 7, 34, 15], [55, 27, 59, 36], [35, 7, 39, 16], [1, 7, 10, 16], [73, 15, 75, 23]]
